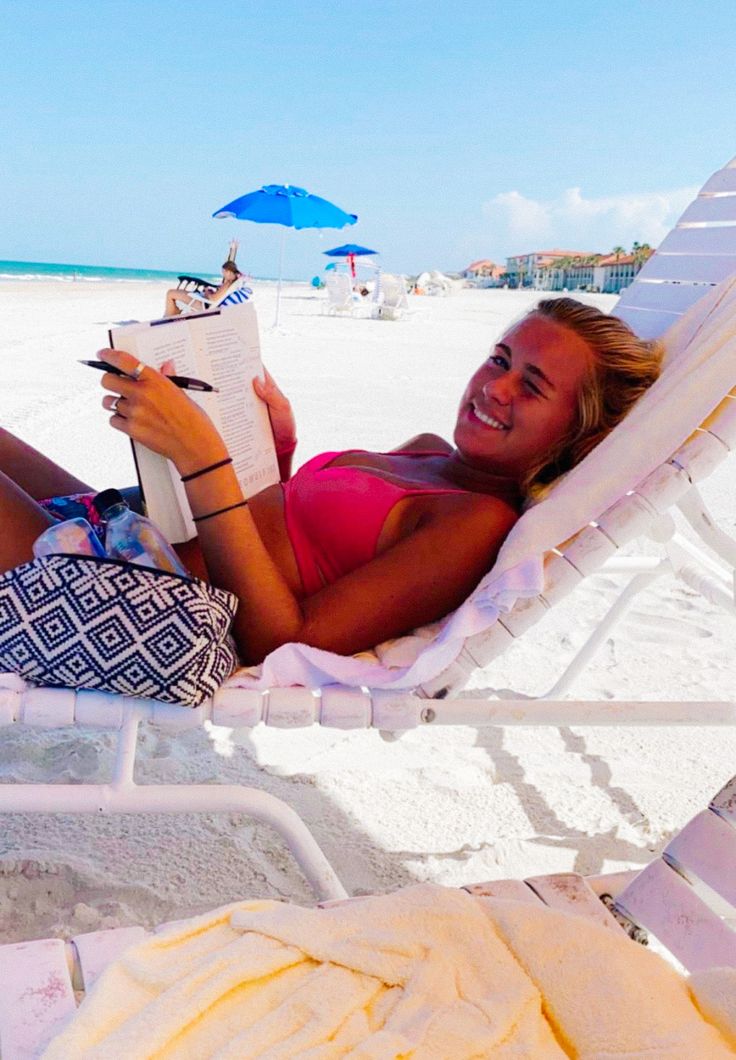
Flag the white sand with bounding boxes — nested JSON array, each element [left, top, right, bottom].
[[0, 279, 734, 945]]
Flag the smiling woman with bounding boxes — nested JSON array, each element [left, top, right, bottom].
[[0, 299, 662, 665]]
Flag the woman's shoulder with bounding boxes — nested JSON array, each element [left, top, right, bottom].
[[391, 432, 452, 454]]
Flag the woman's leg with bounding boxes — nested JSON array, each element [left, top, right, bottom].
[[0, 429, 93, 499], [164, 289, 202, 317], [0, 471, 56, 572]]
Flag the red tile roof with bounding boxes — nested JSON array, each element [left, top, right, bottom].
[[465, 259, 497, 272]]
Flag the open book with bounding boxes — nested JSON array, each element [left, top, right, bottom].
[[109, 304, 279, 543]]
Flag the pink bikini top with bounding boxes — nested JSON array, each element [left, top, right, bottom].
[[281, 449, 466, 595]]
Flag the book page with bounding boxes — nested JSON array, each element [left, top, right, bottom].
[[187, 308, 279, 497], [108, 305, 278, 543]]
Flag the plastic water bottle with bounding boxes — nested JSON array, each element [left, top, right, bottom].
[[33, 517, 107, 559], [92, 489, 189, 576]]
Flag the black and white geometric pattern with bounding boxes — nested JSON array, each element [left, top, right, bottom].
[[0, 555, 239, 707]]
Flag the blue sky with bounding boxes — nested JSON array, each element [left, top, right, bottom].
[[2, 1, 735, 278]]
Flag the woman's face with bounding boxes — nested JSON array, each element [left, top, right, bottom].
[[454, 313, 594, 480]]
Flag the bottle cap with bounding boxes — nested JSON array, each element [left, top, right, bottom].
[[92, 488, 127, 518]]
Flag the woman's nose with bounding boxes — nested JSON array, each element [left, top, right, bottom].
[[483, 374, 518, 403]]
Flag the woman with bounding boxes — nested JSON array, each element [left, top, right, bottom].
[[0, 299, 661, 665], [163, 260, 242, 317]]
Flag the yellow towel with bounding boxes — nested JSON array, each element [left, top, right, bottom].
[[43, 884, 735, 1058]]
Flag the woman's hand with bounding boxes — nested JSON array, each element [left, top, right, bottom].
[[253, 367, 296, 454], [97, 348, 228, 476]]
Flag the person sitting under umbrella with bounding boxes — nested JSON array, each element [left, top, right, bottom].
[[163, 260, 242, 317]]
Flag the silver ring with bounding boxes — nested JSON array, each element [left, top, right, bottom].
[[131, 361, 146, 380], [112, 396, 122, 414]]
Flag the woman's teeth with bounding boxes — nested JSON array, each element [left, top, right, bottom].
[[473, 406, 508, 430]]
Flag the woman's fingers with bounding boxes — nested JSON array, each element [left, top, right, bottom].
[[96, 347, 150, 379], [253, 371, 289, 410]]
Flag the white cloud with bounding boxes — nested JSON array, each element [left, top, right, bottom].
[[481, 184, 699, 258]]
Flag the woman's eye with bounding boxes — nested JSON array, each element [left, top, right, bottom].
[[525, 378, 543, 396], [490, 354, 509, 368]]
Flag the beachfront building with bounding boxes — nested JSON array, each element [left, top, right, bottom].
[[462, 259, 505, 286], [595, 248, 654, 293], [463, 259, 495, 279], [505, 250, 593, 289], [533, 246, 655, 294]]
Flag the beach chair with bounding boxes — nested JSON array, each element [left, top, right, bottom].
[[1, 156, 736, 898], [175, 273, 214, 293], [179, 275, 253, 314], [323, 271, 368, 317], [372, 271, 409, 319], [1, 772, 734, 1058]]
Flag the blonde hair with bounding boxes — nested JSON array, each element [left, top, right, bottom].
[[523, 298, 663, 497]]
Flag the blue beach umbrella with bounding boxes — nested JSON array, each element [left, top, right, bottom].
[[324, 243, 378, 278], [213, 184, 357, 326]]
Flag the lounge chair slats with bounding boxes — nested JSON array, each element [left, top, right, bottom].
[[615, 859, 736, 972], [595, 493, 660, 547], [266, 687, 319, 728], [700, 391, 736, 443], [672, 429, 731, 481], [320, 686, 373, 728], [463, 879, 540, 903], [612, 306, 683, 340], [72, 926, 147, 990], [699, 158, 736, 194], [679, 193, 736, 224], [559, 525, 618, 575], [658, 223, 736, 256], [634, 461, 693, 512], [524, 872, 621, 930], [0, 689, 19, 725], [0, 939, 76, 1058], [635, 250, 736, 284], [620, 279, 717, 316], [711, 775, 736, 826], [21, 687, 76, 727], [664, 809, 736, 905]]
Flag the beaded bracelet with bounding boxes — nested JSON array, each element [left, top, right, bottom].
[[180, 457, 232, 483], [192, 499, 248, 524]]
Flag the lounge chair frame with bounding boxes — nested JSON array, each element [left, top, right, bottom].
[[1, 773, 734, 1058]]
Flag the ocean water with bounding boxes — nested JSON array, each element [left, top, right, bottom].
[[0, 258, 219, 283], [0, 259, 290, 284]]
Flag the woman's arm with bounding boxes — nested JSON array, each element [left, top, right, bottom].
[[98, 349, 515, 662]]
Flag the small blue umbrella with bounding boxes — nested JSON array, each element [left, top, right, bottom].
[[323, 244, 378, 257], [324, 243, 378, 278], [213, 184, 357, 326]]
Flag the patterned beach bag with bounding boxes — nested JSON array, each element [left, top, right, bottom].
[[0, 555, 239, 707]]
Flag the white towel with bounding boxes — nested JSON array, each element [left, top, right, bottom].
[[43, 884, 736, 1058], [233, 273, 736, 690]]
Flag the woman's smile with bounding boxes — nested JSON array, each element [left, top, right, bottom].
[[469, 403, 510, 431]]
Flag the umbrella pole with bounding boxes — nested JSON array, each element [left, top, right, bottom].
[[274, 228, 286, 329]]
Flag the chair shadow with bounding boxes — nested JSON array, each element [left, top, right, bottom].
[[0, 723, 418, 942], [465, 724, 658, 876]]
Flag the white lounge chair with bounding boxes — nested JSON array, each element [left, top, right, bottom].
[[323, 272, 370, 317], [371, 271, 409, 319], [1, 772, 734, 1058], [1, 157, 736, 899]]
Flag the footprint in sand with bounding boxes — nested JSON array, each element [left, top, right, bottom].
[[624, 611, 713, 642]]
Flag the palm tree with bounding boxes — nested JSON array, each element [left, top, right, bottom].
[[611, 245, 625, 262], [631, 242, 653, 272]]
